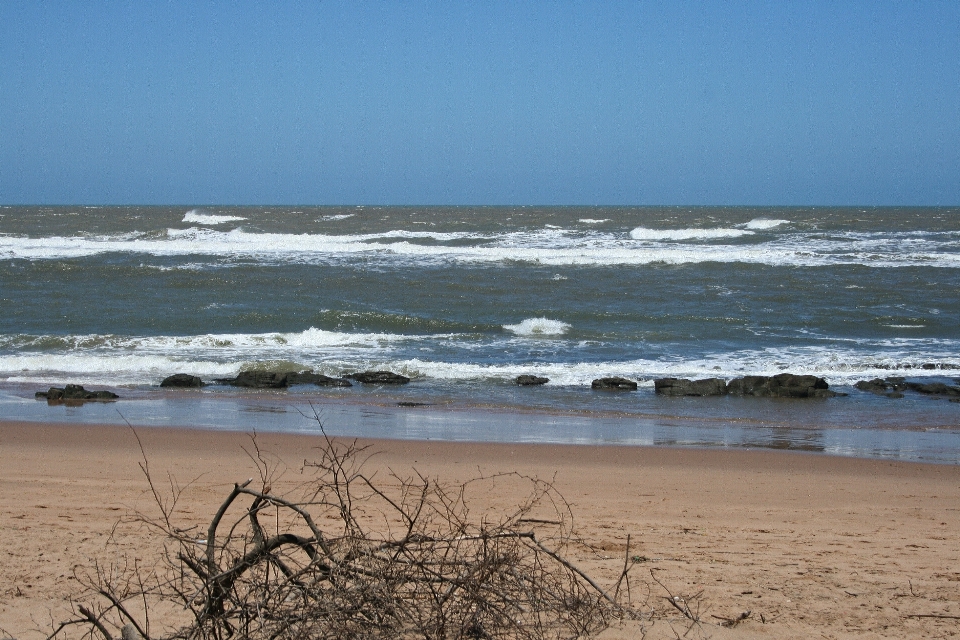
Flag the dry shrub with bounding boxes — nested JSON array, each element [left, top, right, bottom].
[[48, 427, 645, 640]]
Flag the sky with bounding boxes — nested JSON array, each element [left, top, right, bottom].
[[1, 1, 958, 206]]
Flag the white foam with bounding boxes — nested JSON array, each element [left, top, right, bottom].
[[3, 227, 959, 269], [182, 210, 247, 225], [578, 219, 609, 224], [321, 214, 355, 221], [743, 218, 789, 230], [629, 227, 753, 241], [503, 318, 571, 336]]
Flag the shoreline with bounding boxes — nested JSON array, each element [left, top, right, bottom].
[[3, 382, 960, 465], [2, 420, 959, 638]]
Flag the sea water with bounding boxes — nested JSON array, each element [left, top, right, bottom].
[[1, 206, 958, 462]]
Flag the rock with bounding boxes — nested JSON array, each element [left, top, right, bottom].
[[592, 377, 639, 391], [217, 369, 356, 388], [347, 371, 411, 384], [854, 378, 904, 399], [281, 371, 352, 386], [160, 373, 205, 388], [904, 381, 960, 397], [231, 371, 290, 388], [855, 378, 890, 394], [284, 371, 320, 385], [516, 375, 549, 386], [654, 377, 727, 397], [727, 374, 836, 398], [312, 374, 353, 387], [36, 384, 119, 402], [397, 401, 432, 407]]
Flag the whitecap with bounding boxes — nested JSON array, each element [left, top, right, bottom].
[[743, 218, 789, 230], [578, 219, 609, 224], [629, 227, 753, 241], [182, 210, 247, 225], [503, 318, 571, 336]]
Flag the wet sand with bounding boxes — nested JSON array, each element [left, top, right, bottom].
[[1, 420, 959, 639]]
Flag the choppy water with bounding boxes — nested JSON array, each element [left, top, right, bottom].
[[2, 206, 958, 461]]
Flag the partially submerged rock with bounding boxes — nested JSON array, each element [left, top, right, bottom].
[[516, 375, 549, 386], [654, 377, 726, 396], [854, 378, 904, 398], [231, 371, 290, 388], [903, 381, 960, 397], [311, 374, 353, 387], [727, 374, 838, 398], [160, 373, 205, 388], [36, 384, 119, 403], [286, 371, 353, 387], [347, 371, 411, 384], [592, 377, 638, 391]]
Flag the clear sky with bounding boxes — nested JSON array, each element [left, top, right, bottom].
[[2, 1, 958, 206]]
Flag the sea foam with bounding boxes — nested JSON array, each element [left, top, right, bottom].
[[182, 210, 247, 225], [3, 226, 959, 269], [503, 318, 571, 336], [629, 227, 753, 241], [743, 218, 789, 230]]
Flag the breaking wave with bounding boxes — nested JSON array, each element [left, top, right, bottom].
[[182, 210, 247, 225]]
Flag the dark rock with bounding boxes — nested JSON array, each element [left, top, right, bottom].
[[312, 374, 353, 387], [855, 379, 890, 395], [231, 371, 289, 388], [904, 382, 960, 397], [397, 402, 432, 407], [516, 375, 549, 386], [282, 371, 352, 386], [36, 384, 119, 402], [654, 377, 727, 397], [592, 376, 639, 391], [160, 373, 205, 388], [347, 371, 411, 384], [855, 378, 905, 399], [728, 374, 836, 398], [284, 371, 321, 385]]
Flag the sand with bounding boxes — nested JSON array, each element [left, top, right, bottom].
[[1, 420, 959, 639]]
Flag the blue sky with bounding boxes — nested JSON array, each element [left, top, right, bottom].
[[1, 1, 958, 205]]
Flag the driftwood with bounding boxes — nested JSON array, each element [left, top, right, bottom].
[[47, 421, 653, 639]]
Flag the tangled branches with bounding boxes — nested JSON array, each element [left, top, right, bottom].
[[49, 429, 640, 640]]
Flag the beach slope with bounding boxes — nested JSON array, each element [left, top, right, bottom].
[[1, 421, 958, 639]]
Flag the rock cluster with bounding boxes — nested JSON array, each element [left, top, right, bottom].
[[655, 374, 840, 398], [855, 376, 960, 400], [727, 374, 839, 398], [213, 371, 354, 388], [35, 384, 119, 403]]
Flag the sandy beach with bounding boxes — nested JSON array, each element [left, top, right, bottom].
[[2, 420, 959, 639]]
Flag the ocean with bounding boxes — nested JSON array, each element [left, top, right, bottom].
[[2, 205, 958, 462]]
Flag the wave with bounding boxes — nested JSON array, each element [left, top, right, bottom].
[[3, 337, 959, 387], [629, 226, 753, 241], [503, 318, 571, 336], [3, 227, 959, 269], [0, 327, 423, 354], [743, 218, 789, 230], [182, 210, 247, 225]]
